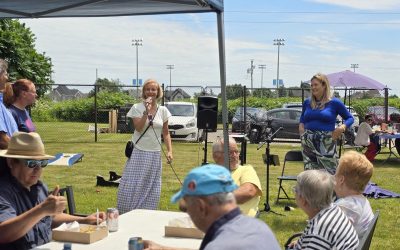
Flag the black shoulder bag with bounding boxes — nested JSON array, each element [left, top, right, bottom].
[[125, 107, 159, 158]]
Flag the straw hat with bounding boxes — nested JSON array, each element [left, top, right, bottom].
[[0, 132, 54, 160]]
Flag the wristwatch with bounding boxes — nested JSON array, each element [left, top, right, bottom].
[[143, 110, 148, 115]]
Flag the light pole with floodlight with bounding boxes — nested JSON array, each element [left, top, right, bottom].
[[132, 38, 143, 98], [350, 63, 359, 72], [258, 64, 266, 88], [166, 64, 174, 100], [273, 38, 285, 97]]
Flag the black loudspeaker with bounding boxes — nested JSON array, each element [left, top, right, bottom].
[[197, 96, 218, 132]]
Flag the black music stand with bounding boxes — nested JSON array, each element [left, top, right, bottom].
[[258, 127, 284, 216]]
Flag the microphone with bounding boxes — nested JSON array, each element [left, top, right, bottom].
[[145, 97, 152, 107]]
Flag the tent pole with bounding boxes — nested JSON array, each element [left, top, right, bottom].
[[216, 10, 230, 169]]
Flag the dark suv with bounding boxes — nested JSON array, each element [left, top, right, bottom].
[[231, 107, 264, 133]]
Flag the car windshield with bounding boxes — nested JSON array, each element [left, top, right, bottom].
[[234, 107, 260, 118], [166, 104, 194, 116]]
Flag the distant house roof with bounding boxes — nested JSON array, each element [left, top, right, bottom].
[[351, 90, 381, 99], [165, 88, 191, 100], [53, 85, 81, 96]]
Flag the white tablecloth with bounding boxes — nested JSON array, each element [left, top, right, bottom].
[[34, 209, 202, 250]]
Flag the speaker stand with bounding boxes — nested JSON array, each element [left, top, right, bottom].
[[202, 129, 209, 165], [257, 127, 284, 216]]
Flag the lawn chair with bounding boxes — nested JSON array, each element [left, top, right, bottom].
[[276, 150, 303, 203], [357, 210, 380, 250], [58, 185, 87, 217]]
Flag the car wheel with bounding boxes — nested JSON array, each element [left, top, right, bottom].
[[197, 130, 204, 142]]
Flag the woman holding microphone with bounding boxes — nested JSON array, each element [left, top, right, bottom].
[[117, 79, 173, 213]]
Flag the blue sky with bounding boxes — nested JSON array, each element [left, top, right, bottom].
[[23, 0, 400, 95]]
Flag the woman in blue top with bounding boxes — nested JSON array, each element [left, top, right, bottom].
[[299, 73, 354, 175]]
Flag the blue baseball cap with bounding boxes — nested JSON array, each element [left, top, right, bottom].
[[171, 164, 238, 203]]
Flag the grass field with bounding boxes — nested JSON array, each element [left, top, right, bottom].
[[36, 122, 400, 249]]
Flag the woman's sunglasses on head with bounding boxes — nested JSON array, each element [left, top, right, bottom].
[[20, 159, 49, 168]]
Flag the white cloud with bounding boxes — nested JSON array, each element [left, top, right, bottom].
[[309, 0, 400, 10], [21, 9, 400, 96], [298, 31, 350, 52]]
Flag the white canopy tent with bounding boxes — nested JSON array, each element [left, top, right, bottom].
[[0, 0, 231, 166]]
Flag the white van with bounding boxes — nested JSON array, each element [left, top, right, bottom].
[[165, 102, 203, 142]]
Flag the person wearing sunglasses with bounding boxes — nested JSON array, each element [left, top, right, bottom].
[[0, 132, 106, 250], [354, 114, 380, 161]]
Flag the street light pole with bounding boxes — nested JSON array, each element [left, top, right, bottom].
[[132, 38, 143, 98], [350, 63, 359, 72], [273, 38, 285, 97], [166, 64, 174, 99], [247, 59, 255, 91], [258, 64, 266, 88]]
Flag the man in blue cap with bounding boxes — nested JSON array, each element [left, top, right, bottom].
[[144, 164, 280, 250]]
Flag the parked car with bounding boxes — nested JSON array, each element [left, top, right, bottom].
[[231, 107, 264, 133], [248, 108, 302, 143], [335, 105, 360, 130], [282, 102, 302, 110], [282, 102, 359, 127], [367, 106, 400, 124], [165, 102, 202, 142]]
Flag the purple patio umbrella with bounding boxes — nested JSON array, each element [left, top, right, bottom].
[[327, 70, 387, 90]]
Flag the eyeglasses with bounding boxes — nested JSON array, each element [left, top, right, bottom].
[[215, 150, 240, 155], [21, 159, 48, 168], [24, 90, 37, 95], [367, 119, 373, 122]]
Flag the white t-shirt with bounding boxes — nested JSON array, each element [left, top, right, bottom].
[[354, 122, 374, 146], [127, 102, 171, 151], [335, 195, 374, 239]]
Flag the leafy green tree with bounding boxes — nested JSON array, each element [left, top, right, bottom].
[[88, 78, 123, 97], [0, 19, 53, 97], [218, 84, 250, 99], [252, 88, 273, 98], [278, 86, 287, 97]]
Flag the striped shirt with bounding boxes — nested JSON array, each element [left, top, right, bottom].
[[295, 204, 359, 250]]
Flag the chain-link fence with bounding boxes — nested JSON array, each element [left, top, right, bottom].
[[30, 83, 398, 167]]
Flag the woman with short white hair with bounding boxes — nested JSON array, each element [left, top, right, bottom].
[[290, 170, 359, 250]]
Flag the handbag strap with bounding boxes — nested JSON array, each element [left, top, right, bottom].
[[135, 106, 159, 145]]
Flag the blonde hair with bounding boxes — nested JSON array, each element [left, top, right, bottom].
[[310, 73, 332, 109], [336, 151, 373, 192], [141, 79, 163, 100]]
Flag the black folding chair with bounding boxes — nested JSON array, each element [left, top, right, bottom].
[[284, 210, 380, 250], [357, 210, 380, 250], [276, 150, 303, 203], [58, 186, 87, 217]]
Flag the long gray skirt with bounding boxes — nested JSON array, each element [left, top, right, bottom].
[[117, 148, 162, 214]]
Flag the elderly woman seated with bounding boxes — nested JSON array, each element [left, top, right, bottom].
[[0, 132, 106, 250], [289, 170, 359, 250], [334, 151, 374, 239]]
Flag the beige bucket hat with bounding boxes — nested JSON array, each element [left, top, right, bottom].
[[0, 132, 54, 160]]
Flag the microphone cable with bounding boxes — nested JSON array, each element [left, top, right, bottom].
[[151, 126, 183, 185]]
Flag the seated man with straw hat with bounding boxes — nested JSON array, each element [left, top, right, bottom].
[[0, 132, 106, 250]]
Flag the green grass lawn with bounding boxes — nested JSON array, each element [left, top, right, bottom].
[[36, 122, 399, 249]]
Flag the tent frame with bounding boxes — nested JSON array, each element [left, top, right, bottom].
[[0, 0, 231, 167]]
